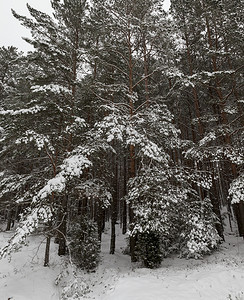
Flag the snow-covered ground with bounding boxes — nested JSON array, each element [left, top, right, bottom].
[[0, 224, 244, 300]]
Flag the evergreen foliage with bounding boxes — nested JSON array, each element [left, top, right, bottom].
[[68, 216, 100, 272], [135, 232, 162, 268]]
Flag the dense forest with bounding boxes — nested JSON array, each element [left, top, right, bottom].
[[0, 0, 243, 273]]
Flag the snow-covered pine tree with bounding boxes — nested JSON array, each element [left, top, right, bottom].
[[88, 0, 173, 259], [88, 0, 220, 266], [0, 1, 91, 263], [170, 0, 244, 237], [0, 47, 44, 230], [0, 1, 115, 269]]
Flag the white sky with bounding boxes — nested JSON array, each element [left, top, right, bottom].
[[0, 0, 171, 53]]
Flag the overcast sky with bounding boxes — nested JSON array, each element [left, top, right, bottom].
[[0, 0, 171, 53]]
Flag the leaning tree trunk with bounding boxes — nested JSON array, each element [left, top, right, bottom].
[[58, 194, 68, 256]]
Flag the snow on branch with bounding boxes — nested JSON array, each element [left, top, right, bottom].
[[165, 68, 236, 87], [0, 205, 53, 259], [96, 110, 167, 163], [96, 113, 125, 143], [76, 179, 112, 209], [224, 147, 244, 165], [229, 173, 244, 204], [185, 143, 244, 165], [60, 154, 92, 178], [0, 173, 32, 199], [199, 132, 217, 147], [126, 126, 167, 163], [185, 215, 220, 258], [33, 174, 66, 202], [16, 130, 55, 153], [65, 117, 87, 134], [33, 153, 92, 202], [0, 105, 46, 116], [0, 151, 92, 258], [31, 84, 72, 95]]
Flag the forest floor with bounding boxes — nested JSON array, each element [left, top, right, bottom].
[[0, 222, 244, 300]]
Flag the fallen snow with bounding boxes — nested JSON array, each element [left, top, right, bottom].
[[0, 223, 244, 300], [0, 233, 62, 300]]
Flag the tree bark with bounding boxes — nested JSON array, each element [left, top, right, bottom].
[[44, 235, 51, 267], [58, 194, 68, 256], [110, 153, 118, 254]]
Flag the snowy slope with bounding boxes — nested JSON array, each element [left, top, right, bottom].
[[87, 226, 244, 300], [0, 224, 244, 300], [0, 232, 62, 300]]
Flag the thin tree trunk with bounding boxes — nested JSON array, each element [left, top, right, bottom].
[[142, 32, 149, 106], [110, 143, 118, 254], [110, 208, 116, 254], [6, 207, 13, 231], [122, 155, 127, 234], [126, 13, 137, 262], [211, 168, 225, 240], [97, 203, 105, 242], [44, 235, 51, 267], [58, 194, 68, 256]]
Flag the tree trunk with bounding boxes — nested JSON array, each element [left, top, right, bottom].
[[122, 155, 127, 234], [58, 195, 68, 256], [110, 210, 116, 254], [6, 207, 14, 231], [233, 202, 244, 237], [110, 154, 118, 254], [97, 204, 105, 242], [44, 235, 51, 267]]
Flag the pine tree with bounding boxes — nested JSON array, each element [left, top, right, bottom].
[[0, 0, 90, 260], [0, 1, 115, 265], [171, 0, 244, 237]]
